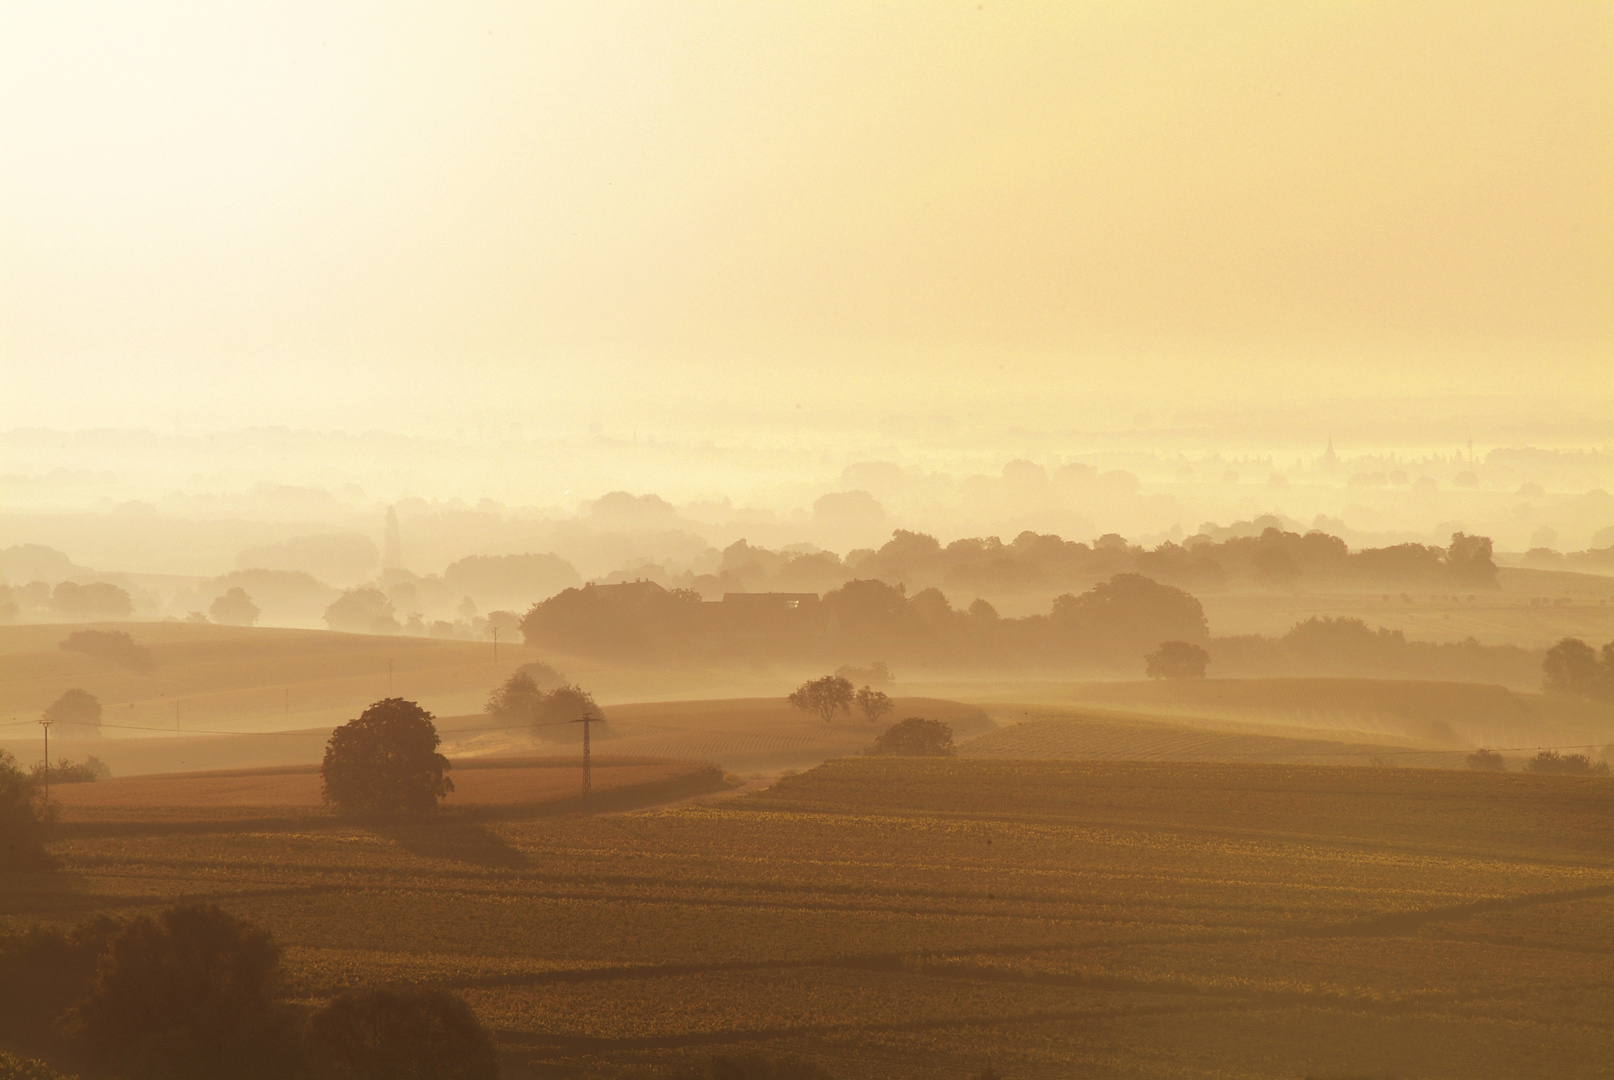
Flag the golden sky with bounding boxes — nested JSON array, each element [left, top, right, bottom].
[[2, 2, 1609, 431]]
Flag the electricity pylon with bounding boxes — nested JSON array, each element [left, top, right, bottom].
[[572, 713, 600, 808]]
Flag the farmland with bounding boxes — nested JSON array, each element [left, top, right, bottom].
[[6, 757, 1613, 1078]]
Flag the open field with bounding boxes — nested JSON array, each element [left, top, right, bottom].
[[928, 678, 1614, 756], [43, 756, 711, 819], [959, 706, 1481, 768], [5, 758, 1613, 1078], [0, 622, 799, 750], [1196, 566, 1614, 648]]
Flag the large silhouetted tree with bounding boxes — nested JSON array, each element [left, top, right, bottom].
[[788, 675, 855, 724], [321, 699, 453, 814]]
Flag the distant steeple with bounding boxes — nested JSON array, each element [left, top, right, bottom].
[[383, 506, 403, 570], [1320, 434, 1338, 473]]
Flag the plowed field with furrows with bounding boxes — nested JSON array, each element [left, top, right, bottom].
[[960, 713, 1472, 767], [6, 758, 1613, 1079]]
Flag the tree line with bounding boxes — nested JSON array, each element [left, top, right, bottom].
[[598, 524, 1500, 599], [520, 571, 1542, 685]]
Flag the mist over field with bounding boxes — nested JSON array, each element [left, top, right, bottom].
[[3, 5, 1612, 1079]]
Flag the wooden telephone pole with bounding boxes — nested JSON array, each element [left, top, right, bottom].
[[572, 714, 599, 808]]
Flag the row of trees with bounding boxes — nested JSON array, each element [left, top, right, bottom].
[[521, 572, 1545, 684], [616, 526, 1499, 600], [787, 676, 892, 725], [522, 572, 1208, 670]]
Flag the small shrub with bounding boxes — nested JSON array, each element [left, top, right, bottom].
[[302, 988, 499, 1080], [58, 630, 153, 672], [1524, 750, 1611, 776], [866, 717, 955, 757], [30, 757, 110, 785], [1465, 748, 1505, 771], [1144, 640, 1209, 679]]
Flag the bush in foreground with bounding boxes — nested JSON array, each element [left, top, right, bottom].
[[0, 751, 47, 869], [62, 904, 296, 1080], [302, 988, 498, 1080], [321, 698, 453, 814], [0, 1050, 76, 1080], [865, 717, 955, 757]]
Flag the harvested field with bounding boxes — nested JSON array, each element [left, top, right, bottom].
[[6, 758, 1613, 1078], [960, 706, 1477, 767], [43, 756, 709, 817]]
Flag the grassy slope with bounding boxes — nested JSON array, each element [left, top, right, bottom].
[[930, 677, 1614, 754], [6, 758, 1612, 1079]]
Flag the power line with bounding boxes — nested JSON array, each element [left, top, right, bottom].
[[0, 716, 584, 737]]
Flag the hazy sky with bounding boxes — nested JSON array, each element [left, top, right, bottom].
[[2, 2, 1610, 434]]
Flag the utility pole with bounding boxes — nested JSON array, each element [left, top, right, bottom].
[[38, 718, 51, 807], [572, 714, 598, 808], [492, 627, 499, 669], [388, 658, 394, 697]]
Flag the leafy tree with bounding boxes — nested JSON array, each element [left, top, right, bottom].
[[484, 670, 543, 722], [323, 588, 400, 635], [302, 988, 499, 1080], [0, 750, 47, 869], [42, 689, 101, 736], [788, 675, 855, 724], [1144, 641, 1209, 680], [1466, 748, 1506, 771], [209, 587, 261, 627], [1542, 637, 1611, 700], [853, 686, 893, 724], [866, 717, 955, 756], [1446, 531, 1499, 587], [62, 904, 294, 1080], [1051, 573, 1208, 654], [321, 699, 453, 814], [533, 683, 609, 744], [50, 581, 133, 620]]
